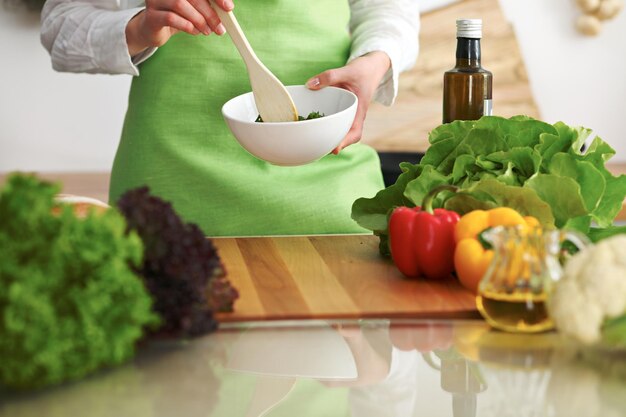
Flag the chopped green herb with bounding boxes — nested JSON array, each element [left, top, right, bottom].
[[255, 111, 325, 123], [299, 111, 324, 121]]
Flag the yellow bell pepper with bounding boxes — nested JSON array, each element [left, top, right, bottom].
[[454, 207, 539, 292]]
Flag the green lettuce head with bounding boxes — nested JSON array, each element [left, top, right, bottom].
[[0, 174, 158, 389], [352, 115, 626, 255]]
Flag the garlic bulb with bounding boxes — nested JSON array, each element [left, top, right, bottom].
[[576, 14, 603, 35], [595, 0, 624, 20], [574, 0, 623, 35], [576, 0, 601, 13]]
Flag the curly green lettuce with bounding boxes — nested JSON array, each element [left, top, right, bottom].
[[0, 174, 158, 389]]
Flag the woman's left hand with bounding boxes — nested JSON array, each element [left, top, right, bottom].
[[306, 51, 391, 154]]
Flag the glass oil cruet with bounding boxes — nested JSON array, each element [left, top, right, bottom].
[[476, 225, 588, 333]]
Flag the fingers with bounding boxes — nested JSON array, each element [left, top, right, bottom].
[[191, 0, 227, 35], [188, 0, 220, 34], [145, 0, 235, 36], [332, 101, 366, 154], [211, 0, 234, 11], [305, 68, 360, 153], [306, 68, 343, 90], [331, 128, 361, 154], [146, 0, 211, 35], [202, 0, 236, 35], [305, 67, 371, 154], [146, 9, 198, 36]]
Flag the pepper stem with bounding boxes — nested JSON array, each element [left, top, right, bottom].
[[422, 185, 459, 214]]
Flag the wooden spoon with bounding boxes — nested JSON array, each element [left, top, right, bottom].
[[210, 2, 299, 122]]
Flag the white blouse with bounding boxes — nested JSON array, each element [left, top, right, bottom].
[[40, 0, 419, 105]]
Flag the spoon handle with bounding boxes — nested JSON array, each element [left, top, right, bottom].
[[210, 2, 259, 68]]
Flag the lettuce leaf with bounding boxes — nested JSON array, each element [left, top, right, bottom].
[[351, 162, 421, 233], [524, 174, 587, 228], [444, 179, 555, 226], [352, 115, 626, 254]]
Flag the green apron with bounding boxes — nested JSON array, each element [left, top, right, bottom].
[[110, 0, 384, 236]]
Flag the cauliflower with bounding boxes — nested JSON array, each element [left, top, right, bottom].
[[549, 235, 626, 344]]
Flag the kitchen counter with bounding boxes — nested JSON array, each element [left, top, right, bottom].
[[2, 171, 626, 416], [2, 164, 625, 220], [3, 319, 624, 417]]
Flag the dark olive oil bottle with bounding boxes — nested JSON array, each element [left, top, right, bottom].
[[443, 19, 493, 124]]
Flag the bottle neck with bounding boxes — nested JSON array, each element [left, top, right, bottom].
[[455, 37, 481, 68]]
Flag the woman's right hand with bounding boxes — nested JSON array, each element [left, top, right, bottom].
[[126, 0, 234, 56]]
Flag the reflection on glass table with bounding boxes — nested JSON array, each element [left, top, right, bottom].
[[2, 319, 626, 417]]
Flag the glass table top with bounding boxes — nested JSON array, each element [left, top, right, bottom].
[[2, 319, 625, 417]]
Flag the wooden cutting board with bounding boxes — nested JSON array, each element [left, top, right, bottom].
[[214, 235, 479, 322]]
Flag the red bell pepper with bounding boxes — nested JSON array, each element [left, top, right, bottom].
[[389, 185, 460, 279]]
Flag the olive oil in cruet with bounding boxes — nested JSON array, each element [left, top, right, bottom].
[[477, 291, 552, 333], [475, 226, 588, 333]]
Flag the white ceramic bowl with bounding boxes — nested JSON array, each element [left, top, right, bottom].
[[221, 85, 358, 166]]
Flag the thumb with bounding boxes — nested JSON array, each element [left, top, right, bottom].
[[305, 68, 343, 90]]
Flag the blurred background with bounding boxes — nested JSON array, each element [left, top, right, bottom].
[[1, 0, 625, 174]]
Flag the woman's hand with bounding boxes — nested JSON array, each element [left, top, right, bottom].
[[306, 51, 391, 154], [322, 324, 391, 388], [126, 0, 234, 56]]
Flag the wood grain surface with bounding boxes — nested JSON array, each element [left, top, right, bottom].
[[214, 235, 480, 322]]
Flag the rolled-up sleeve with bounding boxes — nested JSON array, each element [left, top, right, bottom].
[[41, 0, 156, 75], [348, 0, 420, 106]]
